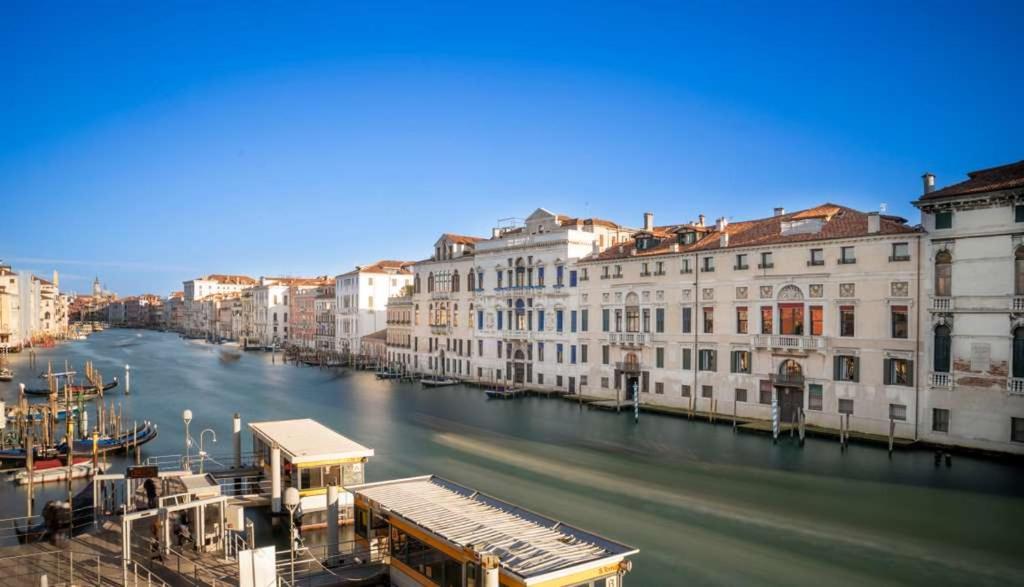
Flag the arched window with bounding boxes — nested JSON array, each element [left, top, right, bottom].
[[414, 275, 421, 293], [452, 271, 460, 292], [427, 272, 434, 293], [935, 250, 952, 297], [1014, 327, 1024, 379], [625, 292, 640, 333], [779, 359, 802, 377], [515, 299, 526, 330], [934, 325, 951, 373], [1015, 247, 1024, 296], [514, 258, 526, 288], [467, 270, 476, 292]]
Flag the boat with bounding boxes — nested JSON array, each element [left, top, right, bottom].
[[219, 349, 242, 363], [11, 405, 80, 423], [375, 370, 401, 380], [420, 376, 459, 388], [12, 459, 97, 485], [0, 367, 12, 382], [0, 422, 158, 463], [23, 380, 118, 396], [485, 386, 525, 400]]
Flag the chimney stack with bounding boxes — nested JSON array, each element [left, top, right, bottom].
[[922, 172, 935, 195], [643, 212, 654, 231], [716, 217, 728, 232], [867, 211, 881, 234], [698, 214, 706, 227], [720, 233, 729, 248], [773, 207, 786, 217]]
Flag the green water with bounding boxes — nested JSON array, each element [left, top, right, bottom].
[[2, 330, 1023, 585]]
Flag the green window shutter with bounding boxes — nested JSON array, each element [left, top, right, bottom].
[[907, 360, 914, 386], [833, 356, 840, 380], [883, 358, 891, 385]]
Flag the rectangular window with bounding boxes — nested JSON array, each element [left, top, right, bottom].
[[602, 345, 609, 365], [570, 310, 577, 333], [570, 345, 576, 364], [809, 248, 824, 266], [642, 308, 650, 333], [700, 385, 714, 399], [779, 304, 804, 335], [655, 382, 664, 394], [681, 258, 692, 274], [759, 251, 773, 269], [681, 384, 691, 397], [581, 309, 589, 332], [602, 308, 610, 332], [681, 347, 692, 370], [703, 307, 714, 334], [477, 310, 483, 330], [839, 398, 854, 415], [581, 344, 588, 363], [839, 306, 855, 337], [497, 311, 503, 330], [759, 381, 772, 405], [656, 347, 665, 368], [556, 310, 564, 332], [731, 350, 751, 373], [601, 377, 609, 389], [681, 307, 692, 333], [810, 306, 823, 336], [736, 307, 748, 334], [1011, 417, 1024, 443], [538, 342, 545, 362], [891, 305, 909, 339], [735, 254, 748, 270], [497, 341, 502, 358], [889, 403, 908, 421], [932, 408, 950, 433], [1017, 205, 1024, 223], [477, 340, 483, 356], [884, 358, 914, 386], [537, 310, 545, 332], [702, 257, 715, 272], [834, 355, 859, 382], [760, 306, 773, 334], [556, 265, 564, 286], [808, 384, 823, 410], [569, 270, 577, 287], [840, 246, 856, 264], [935, 211, 953, 230], [735, 388, 747, 402], [890, 242, 910, 262], [655, 308, 665, 333], [699, 349, 717, 371]]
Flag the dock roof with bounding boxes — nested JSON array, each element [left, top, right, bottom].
[[350, 475, 637, 584], [249, 419, 374, 464]]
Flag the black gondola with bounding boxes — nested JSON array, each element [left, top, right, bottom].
[[22, 380, 118, 396]]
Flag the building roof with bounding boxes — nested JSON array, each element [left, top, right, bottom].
[[198, 274, 258, 285], [362, 328, 388, 342], [441, 233, 484, 245], [249, 419, 374, 465], [350, 475, 636, 584], [351, 260, 415, 275], [917, 159, 1024, 201], [557, 216, 622, 230], [583, 203, 919, 262]]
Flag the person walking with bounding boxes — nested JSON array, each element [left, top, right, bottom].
[[144, 478, 158, 509]]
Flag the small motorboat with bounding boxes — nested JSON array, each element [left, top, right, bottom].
[[12, 458, 97, 485], [485, 386, 524, 400], [0, 367, 12, 382], [420, 376, 459, 388]]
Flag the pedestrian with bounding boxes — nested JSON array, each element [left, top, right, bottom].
[[144, 478, 157, 509], [175, 515, 193, 549], [151, 517, 164, 562]]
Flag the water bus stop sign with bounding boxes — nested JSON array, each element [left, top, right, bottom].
[[126, 465, 159, 479]]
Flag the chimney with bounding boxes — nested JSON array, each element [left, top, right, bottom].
[[922, 172, 935, 195], [716, 216, 728, 232], [720, 233, 729, 248], [698, 214, 705, 227], [773, 207, 785, 217], [491, 227, 501, 238], [53, 270, 59, 288], [671, 243, 679, 253], [867, 211, 881, 234], [643, 212, 654, 231]]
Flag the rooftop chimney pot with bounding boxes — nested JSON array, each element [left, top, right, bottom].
[[643, 212, 654, 231], [867, 211, 881, 234], [922, 172, 935, 195], [698, 214, 706, 227], [774, 207, 786, 217]]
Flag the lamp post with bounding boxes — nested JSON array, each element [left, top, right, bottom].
[[199, 428, 216, 474], [284, 487, 301, 586], [182, 409, 193, 470]]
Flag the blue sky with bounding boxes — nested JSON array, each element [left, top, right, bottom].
[[3, 1, 1022, 295]]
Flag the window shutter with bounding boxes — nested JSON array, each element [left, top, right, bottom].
[[883, 358, 891, 385], [833, 356, 840, 381], [614, 370, 622, 389], [907, 360, 914, 386], [642, 371, 649, 393], [710, 351, 717, 372]]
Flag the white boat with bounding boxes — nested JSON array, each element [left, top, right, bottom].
[[0, 367, 12, 382], [420, 377, 459, 388], [14, 461, 97, 485]]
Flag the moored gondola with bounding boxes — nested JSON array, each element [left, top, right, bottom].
[[22, 380, 118, 396]]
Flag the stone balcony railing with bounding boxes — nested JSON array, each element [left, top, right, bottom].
[[752, 334, 826, 353], [930, 296, 953, 312], [608, 332, 649, 346], [614, 361, 643, 373], [769, 372, 805, 387], [1012, 296, 1024, 313], [1009, 377, 1024, 395], [429, 324, 452, 335], [500, 329, 535, 341], [930, 372, 953, 389]]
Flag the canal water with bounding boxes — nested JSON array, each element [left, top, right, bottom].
[[1, 330, 1023, 585]]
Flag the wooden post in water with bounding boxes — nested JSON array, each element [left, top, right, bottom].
[[798, 408, 806, 447], [733, 399, 737, 431], [25, 432, 34, 518], [888, 418, 895, 458], [66, 377, 74, 508]]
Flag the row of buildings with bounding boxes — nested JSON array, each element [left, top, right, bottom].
[[170, 159, 1024, 454], [0, 264, 71, 350]]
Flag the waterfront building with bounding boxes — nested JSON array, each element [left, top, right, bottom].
[[578, 205, 924, 440], [913, 160, 1024, 453], [288, 278, 333, 350], [182, 274, 257, 337], [361, 328, 388, 359], [467, 210, 633, 391], [351, 475, 638, 587], [314, 287, 336, 350], [0, 263, 20, 351], [107, 299, 126, 326], [385, 286, 414, 367], [409, 233, 483, 378], [163, 291, 185, 332], [249, 279, 291, 348], [334, 260, 414, 355]]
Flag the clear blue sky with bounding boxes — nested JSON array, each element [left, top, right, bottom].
[[3, 1, 1022, 296]]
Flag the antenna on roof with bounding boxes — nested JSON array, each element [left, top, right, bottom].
[[879, 203, 887, 213]]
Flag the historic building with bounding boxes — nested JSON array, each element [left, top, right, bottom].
[[913, 160, 1024, 452], [334, 260, 414, 355], [384, 286, 414, 368], [314, 287, 336, 350], [578, 204, 924, 440], [287, 278, 333, 349], [182, 274, 257, 337]]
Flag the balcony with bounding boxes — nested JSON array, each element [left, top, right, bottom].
[[930, 372, 953, 389], [608, 332, 649, 346], [500, 329, 534, 341], [430, 291, 451, 300], [806, 259, 825, 267], [680, 268, 693, 274], [757, 263, 774, 269], [734, 264, 748, 271], [930, 296, 953, 312], [837, 257, 857, 265], [614, 361, 643, 373], [889, 255, 911, 262], [752, 334, 826, 352], [770, 372, 805, 387], [1009, 378, 1024, 395], [429, 324, 451, 335], [1012, 296, 1024, 313]]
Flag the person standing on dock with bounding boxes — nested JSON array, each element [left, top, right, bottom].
[[144, 478, 157, 509]]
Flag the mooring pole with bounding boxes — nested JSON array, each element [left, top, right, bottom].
[[124, 365, 131, 395], [233, 413, 242, 469]]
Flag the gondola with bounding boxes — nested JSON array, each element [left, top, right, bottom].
[[420, 376, 459, 388], [0, 421, 158, 463], [22, 380, 118, 396]]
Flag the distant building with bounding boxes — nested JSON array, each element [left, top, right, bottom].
[[334, 261, 414, 355], [385, 286, 414, 367], [182, 274, 257, 337]]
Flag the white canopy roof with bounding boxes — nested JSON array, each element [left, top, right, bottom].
[[249, 419, 374, 465]]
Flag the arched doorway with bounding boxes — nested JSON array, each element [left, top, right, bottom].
[[624, 352, 641, 399], [513, 349, 526, 384], [775, 359, 804, 423]]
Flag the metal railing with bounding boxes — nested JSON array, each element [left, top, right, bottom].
[[608, 332, 648, 346], [0, 548, 170, 586], [930, 372, 953, 389], [1009, 377, 1024, 395], [752, 334, 826, 352]]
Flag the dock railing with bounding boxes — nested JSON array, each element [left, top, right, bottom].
[[0, 548, 170, 586]]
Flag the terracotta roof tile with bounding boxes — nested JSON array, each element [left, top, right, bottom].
[[918, 159, 1024, 201], [442, 233, 484, 245]]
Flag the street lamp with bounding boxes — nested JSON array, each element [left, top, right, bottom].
[[198, 428, 217, 473], [182, 409, 193, 470], [284, 487, 301, 585]]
